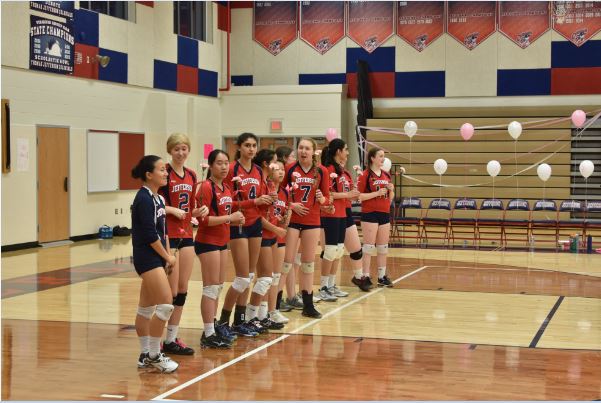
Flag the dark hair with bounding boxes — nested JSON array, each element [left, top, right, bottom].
[[275, 145, 293, 161], [131, 155, 161, 181], [253, 148, 275, 169], [235, 132, 258, 160], [321, 138, 345, 175], [207, 149, 229, 179], [366, 147, 383, 168]]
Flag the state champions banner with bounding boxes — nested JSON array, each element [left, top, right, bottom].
[[253, 1, 297, 55], [30, 15, 74, 75], [552, 1, 601, 47], [447, 1, 497, 50], [396, 1, 444, 52], [499, 1, 550, 49], [347, 1, 395, 53], [300, 1, 345, 54]]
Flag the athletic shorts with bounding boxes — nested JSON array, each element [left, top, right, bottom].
[[345, 208, 356, 228], [261, 238, 277, 248], [278, 242, 286, 248], [361, 211, 390, 225], [230, 219, 262, 240], [288, 222, 321, 232], [194, 242, 227, 255], [321, 217, 346, 246], [133, 247, 165, 276], [169, 237, 194, 249]]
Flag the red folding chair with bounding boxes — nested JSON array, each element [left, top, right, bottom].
[[421, 198, 451, 248], [449, 198, 478, 249], [476, 199, 504, 249], [391, 197, 423, 247], [502, 199, 530, 250], [529, 199, 558, 250]]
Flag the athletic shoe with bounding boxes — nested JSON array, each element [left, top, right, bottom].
[[352, 276, 371, 292], [313, 294, 322, 303], [302, 306, 322, 319], [231, 322, 259, 337], [260, 317, 285, 330], [269, 310, 289, 324], [279, 299, 293, 312], [318, 286, 338, 302], [201, 332, 232, 349], [328, 285, 349, 297], [137, 352, 149, 369], [247, 317, 269, 334], [146, 352, 178, 373], [377, 275, 393, 288], [365, 276, 374, 288], [287, 295, 304, 310], [162, 338, 195, 355], [215, 321, 237, 343]]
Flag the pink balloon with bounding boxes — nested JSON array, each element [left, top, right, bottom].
[[325, 128, 339, 142], [571, 110, 586, 128], [460, 123, 474, 141]]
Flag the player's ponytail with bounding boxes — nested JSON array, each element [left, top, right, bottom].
[[131, 155, 161, 181]]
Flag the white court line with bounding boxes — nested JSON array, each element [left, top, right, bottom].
[[152, 265, 428, 401], [100, 394, 124, 399]]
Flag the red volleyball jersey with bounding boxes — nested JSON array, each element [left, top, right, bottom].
[[195, 179, 232, 246], [357, 169, 392, 213], [159, 164, 197, 239], [263, 186, 289, 241], [225, 161, 264, 226], [341, 169, 354, 209], [282, 162, 330, 226], [321, 164, 347, 219]]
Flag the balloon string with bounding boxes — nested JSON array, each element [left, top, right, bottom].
[[514, 140, 520, 199]]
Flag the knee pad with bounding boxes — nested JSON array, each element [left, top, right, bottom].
[[173, 292, 187, 307], [376, 244, 388, 255], [350, 249, 363, 261], [272, 272, 281, 286], [300, 262, 315, 273], [337, 243, 346, 259], [282, 262, 292, 274], [232, 276, 251, 292], [294, 252, 302, 266], [362, 244, 377, 256], [249, 272, 256, 284], [136, 305, 155, 320], [252, 276, 273, 296], [154, 304, 174, 321], [202, 285, 220, 300], [322, 245, 338, 262]]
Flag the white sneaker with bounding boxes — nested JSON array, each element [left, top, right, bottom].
[[328, 285, 349, 297], [270, 310, 289, 324], [313, 294, 322, 303], [147, 352, 178, 373], [319, 286, 338, 302]]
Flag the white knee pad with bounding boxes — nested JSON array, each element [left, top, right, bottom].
[[282, 262, 293, 274], [301, 262, 315, 273], [362, 244, 377, 256], [337, 243, 346, 259], [272, 272, 281, 286], [294, 252, 302, 266], [376, 244, 388, 255], [137, 305, 156, 320], [232, 276, 251, 292], [249, 272, 256, 284], [154, 304, 174, 321], [203, 284, 220, 300], [322, 245, 339, 261], [252, 276, 273, 296]]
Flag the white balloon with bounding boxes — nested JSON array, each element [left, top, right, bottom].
[[579, 160, 595, 179], [382, 157, 392, 172], [404, 121, 418, 138], [486, 160, 501, 177], [537, 163, 552, 182], [508, 121, 522, 140], [433, 158, 447, 175]]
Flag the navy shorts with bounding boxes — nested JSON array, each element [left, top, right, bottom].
[[261, 238, 277, 248], [169, 237, 194, 249], [195, 242, 227, 255], [361, 211, 390, 225], [345, 208, 356, 228], [278, 242, 286, 248], [288, 222, 321, 232], [321, 217, 346, 245], [230, 219, 263, 240], [133, 246, 165, 276]]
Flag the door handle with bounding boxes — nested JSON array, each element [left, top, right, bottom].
[[64, 177, 68, 192]]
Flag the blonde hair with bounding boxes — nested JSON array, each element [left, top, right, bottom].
[[166, 133, 191, 153]]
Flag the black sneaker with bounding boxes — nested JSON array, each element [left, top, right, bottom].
[[162, 338, 195, 355], [260, 317, 285, 330], [352, 276, 371, 292], [247, 317, 269, 334], [302, 305, 322, 318], [215, 321, 237, 343], [231, 322, 259, 337], [200, 332, 232, 349], [365, 276, 374, 288], [378, 275, 393, 287], [137, 352, 149, 368]]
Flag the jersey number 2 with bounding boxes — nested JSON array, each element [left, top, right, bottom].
[[178, 193, 189, 212]]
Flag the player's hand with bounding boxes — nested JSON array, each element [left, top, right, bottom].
[[348, 189, 360, 199], [173, 208, 187, 220], [386, 183, 395, 191], [230, 211, 245, 225], [321, 204, 335, 214], [193, 205, 209, 218], [378, 188, 389, 197], [274, 227, 287, 239], [291, 203, 309, 216], [316, 190, 326, 204], [254, 195, 273, 206]]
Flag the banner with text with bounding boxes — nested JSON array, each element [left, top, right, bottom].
[[396, 1, 445, 52], [30, 15, 74, 74], [300, 1, 345, 54], [253, 1, 298, 55], [347, 1, 395, 53], [552, 1, 601, 46], [447, 1, 497, 50], [30, 1, 74, 20], [499, 1, 550, 49]]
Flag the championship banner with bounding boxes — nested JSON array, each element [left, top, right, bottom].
[[552, 1, 601, 46], [396, 1, 444, 52], [253, 1, 297, 55], [300, 1, 345, 54], [499, 1, 550, 49], [30, 1, 74, 20], [347, 1, 394, 53], [30, 15, 74, 75], [447, 1, 497, 50]]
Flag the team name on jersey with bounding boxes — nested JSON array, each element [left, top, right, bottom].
[[295, 177, 316, 185], [240, 177, 261, 187], [172, 183, 193, 192], [219, 196, 233, 205], [274, 199, 286, 209], [373, 179, 389, 186]]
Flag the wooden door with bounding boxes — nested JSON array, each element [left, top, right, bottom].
[[224, 137, 238, 160], [37, 127, 69, 243], [259, 137, 294, 151]]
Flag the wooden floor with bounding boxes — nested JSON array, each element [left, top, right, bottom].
[[2, 238, 600, 400]]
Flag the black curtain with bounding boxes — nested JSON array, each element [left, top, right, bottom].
[[356, 59, 372, 168]]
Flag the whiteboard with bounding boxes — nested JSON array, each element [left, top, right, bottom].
[[87, 131, 119, 192]]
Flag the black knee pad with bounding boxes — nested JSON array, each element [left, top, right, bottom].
[[173, 292, 187, 306], [320, 251, 325, 259], [350, 250, 363, 261]]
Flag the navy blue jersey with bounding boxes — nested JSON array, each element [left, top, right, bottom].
[[131, 186, 167, 251]]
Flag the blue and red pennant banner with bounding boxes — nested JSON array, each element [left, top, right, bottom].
[[552, 1, 601, 47], [253, 1, 297, 55], [396, 1, 445, 52], [447, 1, 497, 50], [347, 1, 394, 53], [300, 1, 345, 54], [498, 1, 550, 49]]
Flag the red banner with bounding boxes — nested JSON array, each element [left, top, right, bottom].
[[347, 1, 394, 53], [447, 1, 497, 50], [552, 1, 601, 46], [253, 1, 297, 55], [300, 1, 345, 54], [499, 1, 550, 48], [396, 1, 445, 52]]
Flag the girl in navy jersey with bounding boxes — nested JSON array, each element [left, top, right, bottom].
[[357, 148, 395, 288], [131, 155, 178, 373], [158, 133, 209, 355], [281, 138, 331, 318], [218, 133, 274, 337], [195, 149, 244, 348]]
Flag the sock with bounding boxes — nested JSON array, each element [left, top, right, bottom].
[[378, 267, 386, 279], [328, 275, 336, 288], [301, 290, 313, 310], [276, 290, 283, 310], [139, 335, 149, 354], [258, 302, 268, 320], [234, 305, 246, 326], [204, 322, 215, 337], [219, 309, 232, 325], [320, 276, 329, 289], [245, 304, 258, 321], [148, 336, 161, 358], [354, 269, 363, 279], [165, 325, 178, 343]]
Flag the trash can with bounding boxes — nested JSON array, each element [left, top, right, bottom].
[[569, 235, 579, 253]]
